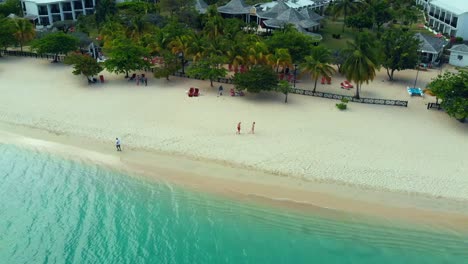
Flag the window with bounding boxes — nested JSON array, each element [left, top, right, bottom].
[[458, 55, 463, 60]]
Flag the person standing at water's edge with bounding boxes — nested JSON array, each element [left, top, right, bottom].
[[237, 122, 241, 134], [116, 138, 122, 151]]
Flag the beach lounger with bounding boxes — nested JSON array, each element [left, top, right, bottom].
[[340, 82, 353, 90], [344, 80, 353, 88], [188, 87, 194, 97], [407, 87, 424, 97], [193, 88, 199, 97]]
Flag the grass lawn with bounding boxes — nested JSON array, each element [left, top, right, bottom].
[[319, 19, 356, 50]]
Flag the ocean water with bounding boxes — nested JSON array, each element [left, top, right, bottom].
[[1, 144, 467, 264]]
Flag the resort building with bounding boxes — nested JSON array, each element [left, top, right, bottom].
[[448, 44, 468, 67], [416, 0, 468, 39], [255, 0, 323, 40], [19, 0, 128, 26], [217, 0, 254, 23]]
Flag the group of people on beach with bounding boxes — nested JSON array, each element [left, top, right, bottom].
[[130, 74, 148, 86], [237, 122, 255, 135]]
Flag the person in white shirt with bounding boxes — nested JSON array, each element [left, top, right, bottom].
[[116, 138, 122, 151]]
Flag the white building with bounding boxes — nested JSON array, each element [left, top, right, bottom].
[[20, 0, 127, 26], [449, 44, 468, 67], [20, 0, 96, 25], [416, 0, 468, 39]]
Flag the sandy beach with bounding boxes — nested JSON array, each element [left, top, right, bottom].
[[0, 57, 467, 221]]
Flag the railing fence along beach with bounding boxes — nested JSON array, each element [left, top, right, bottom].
[[1, 51, 408, 107], [1, 50, 66, 62], [174, 72, 409, 107]]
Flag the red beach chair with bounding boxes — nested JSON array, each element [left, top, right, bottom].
[[230, 88, 236, 96], [344, 80, 354, 88], [326, 76, 331, 85], [193, 88, 200, 97], [188, 87, 194, 97], [321, 76, 326, 84]]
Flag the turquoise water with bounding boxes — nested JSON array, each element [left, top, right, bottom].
[[1, 144, 467, 264]]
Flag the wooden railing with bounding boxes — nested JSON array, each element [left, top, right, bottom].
[[290, 88, 408, 107], [0, 50, 66, 62]]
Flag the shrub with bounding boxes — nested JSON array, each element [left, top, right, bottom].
[[455, 37, 463, 43], [341, 98, 349, 103], [336, 103, 347, 110]]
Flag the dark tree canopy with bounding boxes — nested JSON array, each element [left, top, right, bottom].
[[381, 28, 420, 81], [104, 36, 151, 77], [64, 53, 103, 83], [233, 65, 278, 93], [31, 32, 79, 62], [0, 18, 16, 52], [428, 69, 468, 122], [266, 27, 317, 63], [187, 55, 227, 87]]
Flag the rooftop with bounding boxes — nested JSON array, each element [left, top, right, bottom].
[[449, 44, 468, 53], [415, 33, 448, 54], [194, 0, 208, 14], [431, 0, 468, 15], [217, 0, 251, 15]]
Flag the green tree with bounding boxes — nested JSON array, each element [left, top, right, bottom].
[[159, 0, 194, 16], [342, 32, 380, 98], [277, 80, 293, 103], [0, 0, 22, 17], [152, 50, 179, 81], [369, 0, 393, 31], [233, 65, 278, 93], [428, 68, 468, 122], [331, 0, 362, 32], [95, 0, 118, 25], [64, 52, 103, 83], [76, 14, 98, 35], [13, 18, 35, 51], [381, 28, 420, 81], [300, 46, 336, 92], [104, 36, 150, 78], [266, 27, 317, 63], [268, 48, 292, 73], [345, 13, 373, 31], [31, 32, 79, 62], [187, 55, 227, 87], [0, 18, 16, 54]]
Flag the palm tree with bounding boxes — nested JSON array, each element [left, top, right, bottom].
[[331, 0, 362, 32], [268, 48, 292, 73], [185, 33, 206, 62], [203, 5, 224, 40], [300, 46, 336, 93], [246, 41, 270, 67], [13, 19, 35, 52], [342, 33, 380, 99]]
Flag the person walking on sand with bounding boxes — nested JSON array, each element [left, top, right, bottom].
[[136, 75, 140, 86], [237, 122, 241, 134], [218, 85, 223, 96], [144, 76, 148, 86], [116, 137, 122, 151], [251, 121, 255, 134]]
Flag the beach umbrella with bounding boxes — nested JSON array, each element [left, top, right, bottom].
[[435, 33, 443, 38]]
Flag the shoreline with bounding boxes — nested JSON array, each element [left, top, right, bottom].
[[1, 121, 468, 233]]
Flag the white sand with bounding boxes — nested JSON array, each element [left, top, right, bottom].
[[1, 57, 467, 202]]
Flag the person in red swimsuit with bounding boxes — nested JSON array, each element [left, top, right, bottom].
[[237, 122, 241, 134]]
